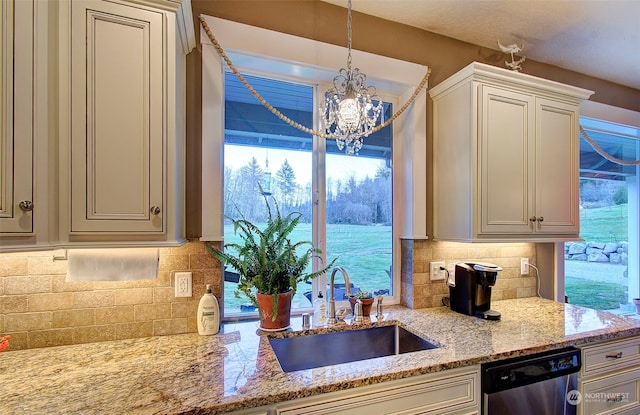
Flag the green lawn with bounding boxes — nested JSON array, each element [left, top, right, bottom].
[[579, 204, 628, 242], [565, 277, 628, 310], [223, 223, 392, 310]]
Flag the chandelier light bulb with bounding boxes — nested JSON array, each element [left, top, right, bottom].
[[338, 97, 360, 131]]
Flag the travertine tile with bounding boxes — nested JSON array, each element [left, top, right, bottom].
[[171, 301, 198, 319], [28, 256, 67, 275], [0, 256, 28, 277], [73, 325, 115, 344], [28, 293, 74, 311], [29, 329, 74, 349], [190, 253, 217, 270], [158, 255, 189, 272], [115, 321, 153, 340], [95, 306, 135, 324], [114, 288, 153, 305], [4, 331, 27, 350], [73, 290, 115, 308], [156, 271, 171, 287], [5, 275, 51, 295], [154, 286, 176, 303], [5, 312, 52, 331], [170, 241, 205, 255], [52, 276, 96, 292], [2, 295, 29, 313], [153, 318, 188, 336], [134, 303, 172, 321], [53, 309, 95, 328], [517, 287, 538, 297]]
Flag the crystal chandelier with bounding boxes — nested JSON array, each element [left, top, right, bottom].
[[320, 0, 384, 155]]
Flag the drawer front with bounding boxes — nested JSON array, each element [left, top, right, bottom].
[[582, 337, 640, 377], [581, 367, 640, 415]]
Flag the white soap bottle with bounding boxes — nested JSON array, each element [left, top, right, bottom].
[[313, 291, 327, 327], [197, 284, 220, 335]]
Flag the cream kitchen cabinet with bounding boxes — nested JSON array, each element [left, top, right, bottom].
[[429, 62, 593, 242], [1, 0, 34, 235], [1, 0, 55, 250], [579, 336, 640, 415], [59, 0, 194, 246], [228, 365, 480, 415]]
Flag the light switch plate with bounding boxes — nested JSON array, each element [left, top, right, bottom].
[[175, 272, 192, 297]]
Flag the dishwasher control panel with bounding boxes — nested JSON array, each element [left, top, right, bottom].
[[483, 347, 581, 393]]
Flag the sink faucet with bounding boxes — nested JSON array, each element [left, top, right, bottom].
[[328, 266, 351, 325]]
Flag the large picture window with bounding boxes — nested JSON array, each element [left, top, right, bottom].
[[564, 117, 640, 313], [222, 72, 394, 316]]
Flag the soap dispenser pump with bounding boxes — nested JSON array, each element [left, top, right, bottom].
[[197, 284, 220, 335]]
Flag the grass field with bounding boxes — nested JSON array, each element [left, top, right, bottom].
[[579, 203, 628, 242], [223, 223, 392, 311], [565, 277, 628, 310]]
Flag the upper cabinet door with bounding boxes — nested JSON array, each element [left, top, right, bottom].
[[534, 97, 580, 235], [479, 85, 535, 235], [70, 0, 164, 234], [0, 0, 34, 235]]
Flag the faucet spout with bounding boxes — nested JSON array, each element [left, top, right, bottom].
[[328, 266, 351, 325]]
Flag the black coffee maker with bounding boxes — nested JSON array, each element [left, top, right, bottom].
[[448, 262, 502, 320]]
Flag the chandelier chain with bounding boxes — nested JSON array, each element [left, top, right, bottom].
[[579, 126, 640, 165], [346, 0, 352, 70], [199, 16, 431, 141]]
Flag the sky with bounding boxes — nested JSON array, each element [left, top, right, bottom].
[[224, 144, 383, 188]]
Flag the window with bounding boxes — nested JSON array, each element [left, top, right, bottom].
[[564, 116, 640, 312], [222, 72, 394, 316], [200, 16, 428, 319]]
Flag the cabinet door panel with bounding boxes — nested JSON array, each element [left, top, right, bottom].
[[70, 0, 164, 233], [480, 86, 534, 234], [535, 98, 579, 234], [0, 0, 33, 234]]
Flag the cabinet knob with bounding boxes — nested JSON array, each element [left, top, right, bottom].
[[19, 201, 34, 212], [529, 216, 537, 222], [537, 216, 544, 222], [150, 206, 161, 215]]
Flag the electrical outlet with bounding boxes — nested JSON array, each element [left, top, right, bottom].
[[521, 258, 529, 275], [175, 272, 193, 297], [430, 261, 446, 281]]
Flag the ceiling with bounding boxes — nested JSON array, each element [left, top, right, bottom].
[[321, 0, 640, 90]]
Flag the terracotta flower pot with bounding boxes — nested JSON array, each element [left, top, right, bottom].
[[349, 296, 374, 316], [256, 290, 293, 330]]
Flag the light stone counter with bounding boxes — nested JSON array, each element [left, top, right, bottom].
[[2, 297, 640, 414]]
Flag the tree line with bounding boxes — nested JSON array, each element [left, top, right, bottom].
[[223, 156, 392, 225]]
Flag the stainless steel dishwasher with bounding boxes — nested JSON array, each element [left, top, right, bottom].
[[482, 347, 582, 415]]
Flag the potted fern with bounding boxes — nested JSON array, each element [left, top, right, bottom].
[[206, 194, 336, 330]]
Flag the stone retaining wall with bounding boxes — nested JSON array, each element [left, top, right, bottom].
[[565, 241, 628, 265]]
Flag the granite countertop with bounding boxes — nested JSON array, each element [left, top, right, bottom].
[[2, 297, 640, 414]]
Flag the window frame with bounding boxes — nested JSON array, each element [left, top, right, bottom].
[[200, 16, 429, 316], [555, 101, 640, 302]]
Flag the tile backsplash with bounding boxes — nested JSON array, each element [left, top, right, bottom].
[[0, 241, 222, 351], [401, 239, 537, 309], [1, 239, 537, 351]]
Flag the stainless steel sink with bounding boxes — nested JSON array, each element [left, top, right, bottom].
[[268, 324, 438, 372]]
